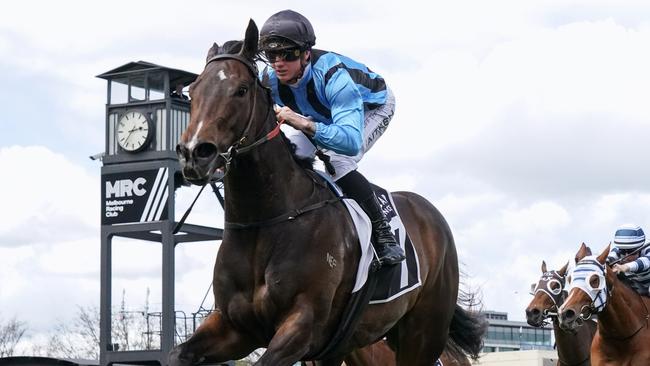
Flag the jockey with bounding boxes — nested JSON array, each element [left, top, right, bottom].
[[607, 223, 650, 296], [258, 9, 406, 266]]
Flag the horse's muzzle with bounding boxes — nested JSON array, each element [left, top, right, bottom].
[[176, 142, 224, 185], [168, 345, 199, 366], [525, 308, 545, 327], [558, 307, 582, 332]]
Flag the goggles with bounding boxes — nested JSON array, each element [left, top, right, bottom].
[[265, 48, 302, 63]]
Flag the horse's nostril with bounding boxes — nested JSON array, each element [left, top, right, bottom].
[[563, 309, 576, 321], [195, 143, 218, 159], [531, 308, 540, 316], [176, 144, 188, 160]]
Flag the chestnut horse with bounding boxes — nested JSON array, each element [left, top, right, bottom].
[[170, 19, 485, 366], [559, 245, 650, 366], [525, 243, 596, 366]]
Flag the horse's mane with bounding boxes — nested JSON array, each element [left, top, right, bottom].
[[280, 133, 315, 171]]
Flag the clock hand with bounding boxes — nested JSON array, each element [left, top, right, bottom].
[[124, 125, 147, 145], [124, 128, 136, 143]]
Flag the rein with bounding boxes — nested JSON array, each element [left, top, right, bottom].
[[609, 242, 650, 266]]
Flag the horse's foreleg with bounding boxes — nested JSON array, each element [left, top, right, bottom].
[[254, 303, 315, 366], [168, 310, 255, 366]]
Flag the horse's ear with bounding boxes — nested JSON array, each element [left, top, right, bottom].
[[597, 243, 611, 264], [206, 42, 220, 62], [541, 261, 547, 273], [575, 242, 590, 262], [558, 261, 568, 276], [240, 18, 259, 61]]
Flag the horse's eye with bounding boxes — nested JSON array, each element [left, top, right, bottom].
[[548, 280, 562, 295], [588, 274, 604, 290], [236, 86, 248, 97]]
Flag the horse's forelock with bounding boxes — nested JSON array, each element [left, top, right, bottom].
[[205, 40, 244, 63], [220, 40, 243, 55]]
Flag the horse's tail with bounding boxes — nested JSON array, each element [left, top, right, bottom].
[[446, 290, 488, 361]]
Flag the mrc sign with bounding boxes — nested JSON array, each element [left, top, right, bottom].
[[101, 168, 169, 225]]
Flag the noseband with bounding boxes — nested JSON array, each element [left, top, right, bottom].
[[203, 54, 282, 173]]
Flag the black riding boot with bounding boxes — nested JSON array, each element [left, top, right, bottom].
[[337, 170, 406, 267], [359, 193, 406, 266]]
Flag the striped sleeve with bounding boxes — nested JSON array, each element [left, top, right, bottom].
[[629, 255, 650, 273]]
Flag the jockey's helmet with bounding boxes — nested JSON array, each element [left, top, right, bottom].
[[259, 10, 316, 52], [613, 223, 646, 251]]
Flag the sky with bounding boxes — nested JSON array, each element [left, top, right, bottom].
[[2, 0, 650, 352]]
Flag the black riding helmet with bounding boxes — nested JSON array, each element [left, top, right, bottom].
[[259, 10, 316, 51]]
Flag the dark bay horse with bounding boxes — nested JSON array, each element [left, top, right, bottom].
[[525, 243, 596, 366], [170, 19, 485, 366], [559, 244, 650, 366]]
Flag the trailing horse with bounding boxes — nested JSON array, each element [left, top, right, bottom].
[[169, 19, 486, 366], [525, 243, 596, 366], [559, 244, 650, 366]]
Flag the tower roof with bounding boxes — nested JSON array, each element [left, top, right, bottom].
[[96, 60, 198, 87]]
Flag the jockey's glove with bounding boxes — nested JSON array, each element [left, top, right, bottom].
[[613, 262, 632, 274]]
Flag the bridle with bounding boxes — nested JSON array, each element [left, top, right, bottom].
[[566, 258, 608, 324], [532, 270, 591, 366], [203, 54, 284, 174], [173, 53, 286, 234], [568, 258, 649, 341], [531, 270, 566, 323]]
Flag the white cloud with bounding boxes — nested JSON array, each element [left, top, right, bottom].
[[0, 146, 97, 246], [4, 0, 650, 346]]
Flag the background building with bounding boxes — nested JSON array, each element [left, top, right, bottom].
[[475, 350, 558, 366], [482, 311, 553, 353]]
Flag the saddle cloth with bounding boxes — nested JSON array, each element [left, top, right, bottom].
[[315, 171, 422, 303]]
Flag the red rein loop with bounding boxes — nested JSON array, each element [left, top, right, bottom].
[[266, 117, 285, 141]]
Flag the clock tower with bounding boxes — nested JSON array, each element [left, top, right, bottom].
[[96, 62, 225, 366]]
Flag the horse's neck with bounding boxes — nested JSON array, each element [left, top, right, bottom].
[[223, 115, 320, 223], [598, 280, 648, 339], [553, 319, 591, 363]]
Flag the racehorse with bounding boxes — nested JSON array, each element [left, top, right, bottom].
[[558, 244, 650, 366], [169, 19, 486, 366], [525, 243, 596, 366]]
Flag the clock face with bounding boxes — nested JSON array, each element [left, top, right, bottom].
[[117, 111, 153, 152]]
